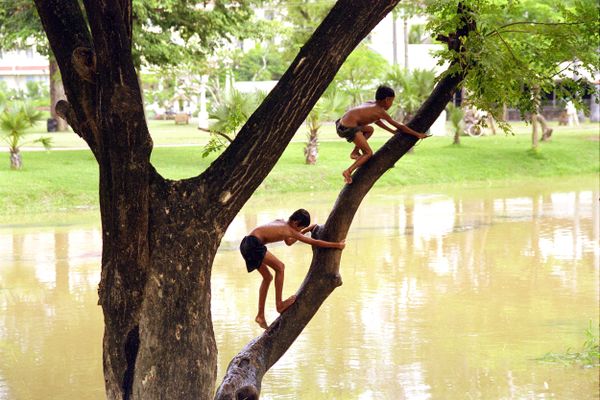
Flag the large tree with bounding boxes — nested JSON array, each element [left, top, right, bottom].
[[33, 0, 597, 399], [33, 0, 403, 398]]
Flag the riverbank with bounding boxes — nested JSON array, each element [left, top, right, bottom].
[[1, 123, 598, 215]]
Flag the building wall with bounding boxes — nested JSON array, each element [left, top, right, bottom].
[[0, 48, 49, 89], [369, 14, 446, 72]]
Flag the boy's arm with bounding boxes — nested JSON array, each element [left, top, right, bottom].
[[284, 224, 317, 246], [397, 123, 429, 138], [380, 111, 429, 139], [374, 120, 397, 134], [291, 230, 345, 249], [301, 224, 317, 234]]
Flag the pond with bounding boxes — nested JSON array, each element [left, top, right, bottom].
[[1, 177, 598, 399]]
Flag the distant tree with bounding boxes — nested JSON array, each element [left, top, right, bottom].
[[202, 89, 264, 157], [277, 0, 336, 62], [1, 102, 50, 169], [335, 45, 390, 105], [234, 43, 287, 81], [304, 89, 349, 164], [385, 67, 437, 122], [447, 103, 465, 145], [409, 24, 427, 44]]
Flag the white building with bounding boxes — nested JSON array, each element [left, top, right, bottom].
[[370, 14, 445, 72], [0, 47, 49, 89]]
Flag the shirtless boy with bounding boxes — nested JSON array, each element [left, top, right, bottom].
[[240, 209, 345, 329], [336, 85, 429, 184]]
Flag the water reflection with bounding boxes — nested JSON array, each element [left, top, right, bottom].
[[1, 178, 598, 399]]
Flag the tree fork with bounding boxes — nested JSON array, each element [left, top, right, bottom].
[[36, 0, 406, 398]]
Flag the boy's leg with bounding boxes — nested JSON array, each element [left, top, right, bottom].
[[255, 264, 273, 329], [343, 132, 373, 184], [262, 250, 296, 313], [350, 126, 373, 159]]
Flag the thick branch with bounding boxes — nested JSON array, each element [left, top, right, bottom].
[[216, 7, 475, 398]]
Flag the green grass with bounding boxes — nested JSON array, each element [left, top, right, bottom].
[[1, 121, 598, 215]]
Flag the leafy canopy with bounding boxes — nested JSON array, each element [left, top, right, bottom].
[[0, 0, 259, 69], [425, 0, 599, 120]]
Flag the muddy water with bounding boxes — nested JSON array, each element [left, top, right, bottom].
[[1, 177, 598, 399]]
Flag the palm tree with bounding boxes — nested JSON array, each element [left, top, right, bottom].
[[447, 104, 465, 145], [202, 89, 264, 157], [304, 90, 349, 165], [384, 66, 436, 122], [1, 102, 50, 170]]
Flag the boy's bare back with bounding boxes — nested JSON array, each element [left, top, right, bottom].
[[339, 101, 388, 127], [249, 219, 295, 244]]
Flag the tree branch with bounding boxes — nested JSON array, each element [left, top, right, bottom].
[[216, 6, 476, 398], [198, 126, 234, 143], [489, 30, 523, 66], [494, 20, 585, 32], [33, 0, 99, 154], [80, 0, 150, 156]]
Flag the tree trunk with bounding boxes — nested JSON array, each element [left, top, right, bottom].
[[531, 86, 541, 150], [34, 0, 402, 398], [453, 128, 461, 145], [487, 114, 497, 135], [9, 150, 22, 170], [539, 114, 553, 141], [49, 57, 68, 131], [304, 128, 318, 165], [531, 114, 540, 150]]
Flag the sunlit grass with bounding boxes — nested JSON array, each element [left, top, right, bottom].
[[1, 121, 598, 215]]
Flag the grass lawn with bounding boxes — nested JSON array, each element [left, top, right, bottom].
[[1, 121, 598, 215]]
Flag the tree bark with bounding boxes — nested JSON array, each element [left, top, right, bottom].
[[304, 128, 318, 165], [49, 57, 68, 131], [34, 0, 402, 398], [531, 86, 541, 150], [10, 150, 22, 170], [453, 128, 461, 145]]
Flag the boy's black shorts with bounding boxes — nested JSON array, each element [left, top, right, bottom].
[[335, 119, 362, 142], [240, 235, 267, 272]]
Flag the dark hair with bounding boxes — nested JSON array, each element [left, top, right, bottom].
[[289, 208, 310, 228], [375, 85, 395, 101]]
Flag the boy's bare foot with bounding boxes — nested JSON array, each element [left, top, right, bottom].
[[276, 295, 297, 313], [255, 316, 268, 329], [342, 170, 353, 184]]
